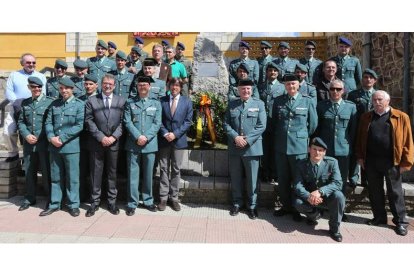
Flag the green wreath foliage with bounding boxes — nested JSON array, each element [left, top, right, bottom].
[[189, 92, 228, 147]]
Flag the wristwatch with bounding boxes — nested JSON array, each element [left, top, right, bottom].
[[318, 189, 324, 196]]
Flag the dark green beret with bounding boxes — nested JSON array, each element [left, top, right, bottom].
[[116, 50, 128, 61], [84, 74, 98, 83], [131, 46, 142, 56], [28, 76, 43, 86], [282, 74, 299, 82], [363, 68, 378, 79], [295, 63, 308, 73], [96, 39, 108, 49], [55, 59, 68, 69], [59, 78, 75, 88], [305, 40, 317, 48], [260, 41, 272, 48], [266, 62, 281, 72], [237, 63, 249, 72], [310, 137, 327, 150], [137, 76, 154, 84], [238, 78, 254, 86], [278, 41, 290, 49], [143, 58, 157, 67], [73, 59, 88, 69]]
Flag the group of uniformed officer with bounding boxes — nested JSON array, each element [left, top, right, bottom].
[[225, 37, 382, 242], [17, 39, 192, 217], [15, 36, 405, 242]]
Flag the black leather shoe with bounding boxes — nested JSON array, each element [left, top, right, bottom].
[[342, 214, 349, 222], [366, 218, 387, 226], [247, 208, 258, 220], [273, 208, 290, 217], [145, 204, 157, 212], [306, 218, 318, 226], [19, 202, 35, 211], [292, 211, 303, 222], [39, 208, 59, 217], [85, 205, 99, 217], [126, 207, 135, 216], [395, 225, 408, 236], [230, 206, 240, 216], [108, 205, 120, 215], [5, 155, 19, 163], [170, 200, 181, 211], [158, 200, 167, 211], [329, 231, 343, 242], [69, 208, 80, 217]]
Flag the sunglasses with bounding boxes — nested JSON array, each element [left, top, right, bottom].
[[26, 61, 36, 65], [329, 87, 343, 92], [29, 85, 41, 89], [261, 47, 270, 50], [55, 66, 66, 70]]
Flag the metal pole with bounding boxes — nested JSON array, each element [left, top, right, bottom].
[[403, 32, 410, 115], [75, 32, 80, 59]]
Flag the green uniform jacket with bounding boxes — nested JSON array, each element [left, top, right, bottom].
[[258, 79, 285, 118], [298, 81, 317, 105], [316, 100, 357, 156], [45, 96, 85, 153], [47, 76, 69, 99], [224, 98, 266, 157], [299, 57, 322, 84], [109, 69, 135, 100], [330, 55, 362, 92], [347, 88, 376, 119], [229, 58, 260, 85], [87, 56, 116, 83], [70, 76, 86, 98], [271, 93, 318, 155], [18, 95, 54, 152], [294, 156, 343, 200], [257, 54, 273, 86], [272, 56, 299, 78], [123, 97, 161, 153]]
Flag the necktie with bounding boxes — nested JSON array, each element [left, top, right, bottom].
[[171, 96, 178, 116], [334, 103, 339, 113], [313, 164, 318, 177], [105, 96, 110, 109]]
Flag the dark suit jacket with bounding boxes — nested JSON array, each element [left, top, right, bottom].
[[158, 95, 193, 149], [85, 94, 126, 151], [158, 62, 172, 83]]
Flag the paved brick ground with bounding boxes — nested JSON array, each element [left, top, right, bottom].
[[1, 196, 413, 243], [1, 195, 413, 276]]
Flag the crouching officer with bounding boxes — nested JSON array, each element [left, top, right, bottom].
[[224, 79, 266, 220], [40, 78, 85, 217], [293, 137, 345, 242], [17, 76, 54, 211]]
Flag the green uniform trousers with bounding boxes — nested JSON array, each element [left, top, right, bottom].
[[127, 151, 155, 208], [48, 152, 80, 209], [229, 155, 260, 209], [23, 151, 50, 204]]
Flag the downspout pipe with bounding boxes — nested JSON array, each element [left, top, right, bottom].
[[75, 32, 80, 59]]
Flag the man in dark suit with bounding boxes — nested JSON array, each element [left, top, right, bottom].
[[158, 78, 193, 212], [84, 74, 126, 217]]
